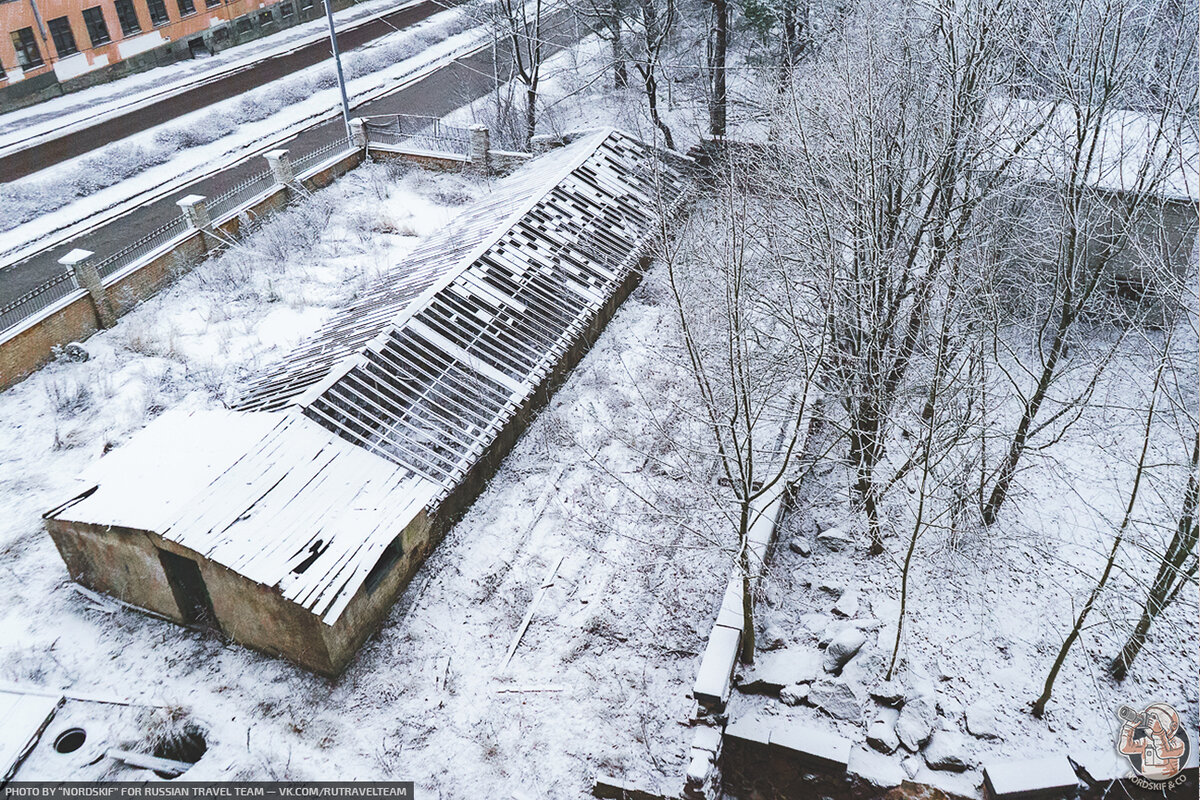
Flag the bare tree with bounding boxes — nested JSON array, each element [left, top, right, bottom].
[[1031, 334, 1171, 717], [706, 0, 729, 136], [774, 0, 1037, 553], [566, 0, 632, 89], [979, 0, 1198, 524], [633, 0, 677, 149], [660, 167, 827, 662], [1110, 429, 1199, 679], [493, 0, 545, 149]]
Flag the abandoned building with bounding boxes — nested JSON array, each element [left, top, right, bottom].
[[43, 129, 692, 676]]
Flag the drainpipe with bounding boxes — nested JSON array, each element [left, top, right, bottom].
[[26, 0, 54, 69]]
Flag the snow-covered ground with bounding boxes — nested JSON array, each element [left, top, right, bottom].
[[0, 0, 432, 151], [0, 159, 728, 795], [727, 334, 1200, 793], [0, 7, 485, 260]]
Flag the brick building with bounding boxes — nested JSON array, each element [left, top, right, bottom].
[[0, 0, 334, 110]]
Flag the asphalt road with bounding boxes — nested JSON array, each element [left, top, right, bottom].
[[0, 20, 577, 309], [0, 0, 460, 183]]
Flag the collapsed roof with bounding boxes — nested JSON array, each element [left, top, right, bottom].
[[46, 129, 691, 625]]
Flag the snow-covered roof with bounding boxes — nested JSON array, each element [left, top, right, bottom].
[[46, 129, 690, 626], [987, 99, 1199, 203], [235, 128, 690, 495], [48, 407, 439, 623]]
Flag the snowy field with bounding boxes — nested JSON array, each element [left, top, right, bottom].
[[0, 160, 729, 795], [0, 7, 484, 257]]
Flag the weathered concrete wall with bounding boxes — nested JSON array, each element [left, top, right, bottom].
[[321, 509, 435, 673], [44, 518, 184, 623], [46, 513, 341, 675]]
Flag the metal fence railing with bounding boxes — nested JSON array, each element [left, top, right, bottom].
[[292, 136, 353, 176], [0, 270, 82, 337], [207, 167, 278, 223], [94, 215, 191, 281], [363, 115, 471, 158], [1, 134, 361, 342]]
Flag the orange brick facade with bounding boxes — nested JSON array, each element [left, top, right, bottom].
[[0, 0, 331, 109]]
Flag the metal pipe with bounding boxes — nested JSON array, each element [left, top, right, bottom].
[[322, 0, 352, 140]]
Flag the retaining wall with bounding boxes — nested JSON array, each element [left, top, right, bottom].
[[0, 146, 365, 391]]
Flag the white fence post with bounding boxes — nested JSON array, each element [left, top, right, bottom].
[[469, 124, 491, 175], [265, 149, 297, 188], [178, 194, 214, 253], [350, 118, 368, 150], [59, 248, 115, 329]]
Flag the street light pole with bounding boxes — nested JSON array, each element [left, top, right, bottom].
[[323, 0, 352, 140]]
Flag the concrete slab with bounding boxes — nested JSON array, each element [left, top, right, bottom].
[[984, 755, 1080, 799], [770, 721, 852, 773], [693, 624, 740, 708]]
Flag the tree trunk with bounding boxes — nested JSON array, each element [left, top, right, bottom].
[[611, 25, 628, 89], [982, 299, 1072, 525], [708, 0, 728, 137], [738, 502, 755, 664], [1110, 431, 1199, 679], [1032, 353, 1164, 717], [524, 84, 537, 150]]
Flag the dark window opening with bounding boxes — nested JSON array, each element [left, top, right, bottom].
[[176, 0, 196, 17], [290, 539, 328, 575], [113, 0, 141, 35], [203, 0, 221, 9], [235, 16, 253, 34], [279, 1, 293, 17], [364, 537, 404, 594], [81, 7, 111, 46], [11, 28, 42, 68], [47, 16, 79, 57], [146, 0, 170, 27], [256, 10, 273, 25], [299, 0, 314, 11], [158, 549, 220, 630]]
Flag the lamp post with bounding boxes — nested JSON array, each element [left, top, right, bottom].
[[323, 0, 352, 140]]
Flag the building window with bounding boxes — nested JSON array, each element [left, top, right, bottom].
[[47, 16, 79, 57], [10, 28, 42, 68], [145, 0, 170, 26], [203, 0, 221, 9], [81, 7, 112, 46], [299, 0, 314, 10], [113, 0, 141, 35], [279, 1, 293, 18], [235, 16, 252, 33], [176, 0, 196, 16], [256, 10, 272, 25]]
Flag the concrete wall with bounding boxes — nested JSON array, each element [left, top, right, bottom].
[[0, 146, 364, 391]]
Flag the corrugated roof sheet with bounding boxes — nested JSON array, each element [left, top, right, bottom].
[[48, 129, 690, 626], [236, 128, 691, 495]]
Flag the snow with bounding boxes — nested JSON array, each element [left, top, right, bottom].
[[0, 158, 727, 794], [0, 8, 485, 260], [0, 0, 431, 152], [728, 330, 1200, 795]]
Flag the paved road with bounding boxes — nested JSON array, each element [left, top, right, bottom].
[[0, 0, 459, 183], [0, 21, 578, 308]]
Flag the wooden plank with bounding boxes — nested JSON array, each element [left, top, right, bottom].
[[499, 555, 564, 673], [106, 749, 191, 776]]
